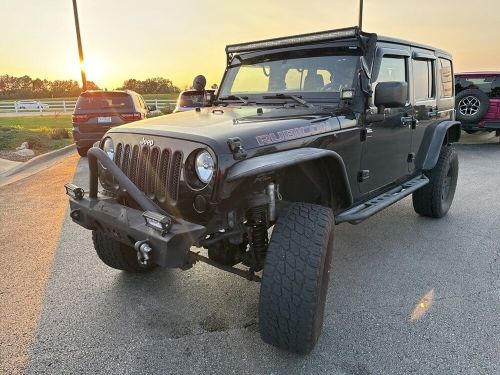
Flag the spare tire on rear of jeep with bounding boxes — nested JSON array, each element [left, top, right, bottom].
[[455, 88, 489, 124]]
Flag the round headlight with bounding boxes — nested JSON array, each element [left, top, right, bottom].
[[195, 150, 215, 184], [103, 137, 114, 160]]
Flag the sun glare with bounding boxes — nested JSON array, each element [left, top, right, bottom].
[[80, 55, 105, 86]]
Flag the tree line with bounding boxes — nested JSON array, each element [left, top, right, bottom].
[[0, 75, 180, 100]]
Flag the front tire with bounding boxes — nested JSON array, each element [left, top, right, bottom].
[[92, 231, 156, 272], [412, 145, 458, 218], [259, 202, 335, 354]]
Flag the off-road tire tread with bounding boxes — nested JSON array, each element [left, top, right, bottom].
[[412, 145, 458, 218], [92, 230, 155, 272], [259, 202, 334, 354]]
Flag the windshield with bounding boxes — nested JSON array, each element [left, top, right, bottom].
[[219, 50, 360, 103]]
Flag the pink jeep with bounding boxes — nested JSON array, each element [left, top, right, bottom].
[[455, 71, 500, 134]]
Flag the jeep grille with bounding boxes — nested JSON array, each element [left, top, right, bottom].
[[114, 142, 183, 203]]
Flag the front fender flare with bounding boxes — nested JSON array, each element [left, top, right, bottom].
[[415, 120, 461, 170], [225, 147, 353, 207]]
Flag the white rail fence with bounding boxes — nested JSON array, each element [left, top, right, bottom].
[[0, 99, 177, 114]]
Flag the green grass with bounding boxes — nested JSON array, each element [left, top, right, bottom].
[[0, 115, 73, 153], [0, 114, 72, 130]]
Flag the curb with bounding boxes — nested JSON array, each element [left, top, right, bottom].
[[0, 144, 76, 188]]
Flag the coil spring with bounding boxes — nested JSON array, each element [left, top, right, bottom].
[[246, 205, 268, 270]]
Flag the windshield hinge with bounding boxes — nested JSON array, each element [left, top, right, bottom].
[[227, 137, 247, 160]]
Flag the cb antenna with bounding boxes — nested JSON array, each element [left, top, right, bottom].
[[358, 0, 364, 31]]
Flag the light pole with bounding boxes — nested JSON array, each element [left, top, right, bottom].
[[358, 0, 364, 30], [72, 0, 87, 91]]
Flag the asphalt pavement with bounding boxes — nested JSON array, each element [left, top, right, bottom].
[[0, 154, 79, 374], [1, 143, 499, 374]]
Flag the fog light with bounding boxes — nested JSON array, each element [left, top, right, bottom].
[[142, 211, 172, 235], [65, 183, 84, 200]]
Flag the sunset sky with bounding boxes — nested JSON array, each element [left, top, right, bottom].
[[1, 0, 499, 90]]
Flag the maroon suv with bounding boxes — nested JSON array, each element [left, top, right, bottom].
[[455, 72, 500, 134]]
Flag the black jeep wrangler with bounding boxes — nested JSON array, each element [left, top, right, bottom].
[[65, 27, 460, 354]]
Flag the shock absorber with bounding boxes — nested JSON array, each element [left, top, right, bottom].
[[246, 205, 268, 271]]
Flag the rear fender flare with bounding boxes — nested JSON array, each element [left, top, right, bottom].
[[415, 120, 461, 170], [223, 147, 353, 208]]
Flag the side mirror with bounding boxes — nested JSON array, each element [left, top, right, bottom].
[[178, 91, 214, 108], [374, 81, 408, 109], [148, 105, 157, 111]]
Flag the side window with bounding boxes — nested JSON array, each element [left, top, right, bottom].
[[373, 56, 407, 105], [377, 56, 407, 83], [137, 95, 144, 108], [439, 58, 453, 98], [413, 59, 435, 100], [492, 78, 500, 98]]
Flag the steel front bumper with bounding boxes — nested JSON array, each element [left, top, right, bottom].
[[66, 147, 206, 269]]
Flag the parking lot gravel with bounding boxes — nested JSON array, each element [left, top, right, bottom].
[[1, 143, 498, 375]]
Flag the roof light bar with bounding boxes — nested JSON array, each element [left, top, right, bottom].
[[226, 27, 360, 54]]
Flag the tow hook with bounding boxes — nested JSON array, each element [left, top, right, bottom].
[[134, 240, 152, 266]]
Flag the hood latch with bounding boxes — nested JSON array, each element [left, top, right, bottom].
[[227, 137, 247, 160]]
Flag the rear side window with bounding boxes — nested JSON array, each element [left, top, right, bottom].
[[76, 92, 133, 110], [413, 59, 435, 100], [439, 59, 453, 98], [137, 95, 147, 109], [492, 78, 500, 98]]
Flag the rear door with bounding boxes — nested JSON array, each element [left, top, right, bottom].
[[360, 47, 413, 194], [409, 49, 438, 172]]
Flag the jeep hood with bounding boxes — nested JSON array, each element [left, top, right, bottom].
[[108, 106, 343, 151]]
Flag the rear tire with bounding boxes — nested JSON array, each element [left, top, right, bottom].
[[412, 145, 458, 218], [258, 202, 335, 354], [92, 230, 156, 272], [77, 147, 89, 157]]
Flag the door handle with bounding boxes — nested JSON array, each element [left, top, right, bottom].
[[401, 116, 413, 127], [401, 116, 419, 128]]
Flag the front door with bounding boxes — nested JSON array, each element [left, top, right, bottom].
[[360, 53, 413, 194]]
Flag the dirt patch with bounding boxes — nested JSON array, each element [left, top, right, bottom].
[[199, 311, 231, 332]]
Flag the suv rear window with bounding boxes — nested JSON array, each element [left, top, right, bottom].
[[76, 92, 133, 110], [455, 76, 499, 97]]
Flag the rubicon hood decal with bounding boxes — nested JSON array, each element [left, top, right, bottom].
[[256, 121, 336, 146]]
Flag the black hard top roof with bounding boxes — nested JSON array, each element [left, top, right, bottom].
[[225, 26, 451, 58]]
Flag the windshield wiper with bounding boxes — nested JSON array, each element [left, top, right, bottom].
[[262, 93, 315, 109], [217, 95, 249, 105]]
